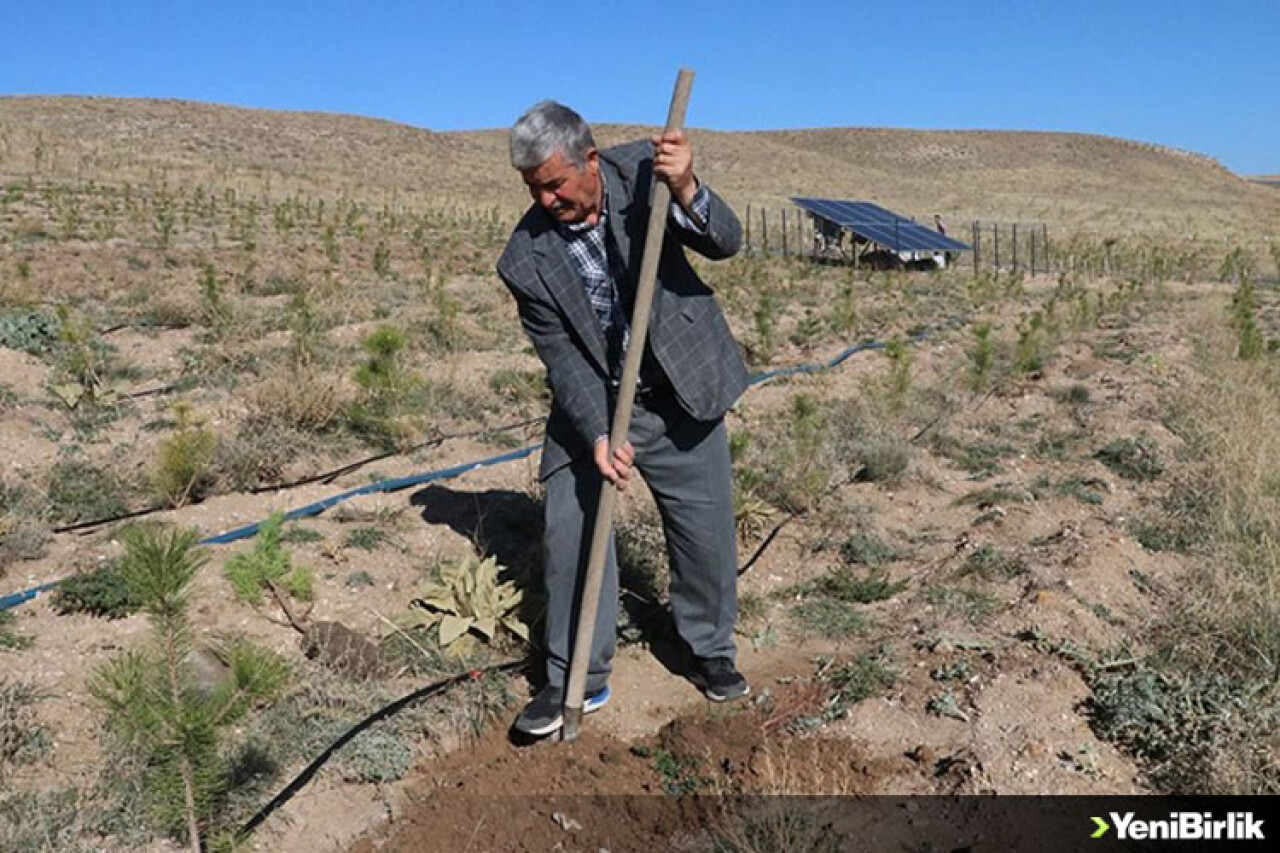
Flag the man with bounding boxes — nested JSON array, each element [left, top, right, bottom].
[[496, 101, 750, 737]]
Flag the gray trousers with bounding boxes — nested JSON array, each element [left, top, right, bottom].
[[541, 396, 738, 692]]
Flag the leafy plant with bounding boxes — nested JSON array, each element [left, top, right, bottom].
[[223, 513, 314, 604], [816, 654, 896, 722], [405, 555, 528, 653], [0, 309, 59, 355], [50, 307, 116, 409]]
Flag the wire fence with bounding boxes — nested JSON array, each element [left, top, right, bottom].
[[741, 204, 1280, 285]]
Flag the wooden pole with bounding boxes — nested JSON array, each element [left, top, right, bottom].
[[745, 203, 751, 252], [1043, 223, 1050, 273], [1030, 225, 1037, 274], [781, 208, 788, 258], [761, 208, 768, 255], [562, 69, 695, 742], [993, 223, 1000, 272], [1012, 223, 1019, 274]]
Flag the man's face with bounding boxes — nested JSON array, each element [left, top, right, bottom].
[[520, 149, 601, 224]]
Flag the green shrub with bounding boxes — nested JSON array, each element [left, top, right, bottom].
[[223, 513, 314, 605], [0, 612, 31, 651], [47, 457, 132, 524], [959, 545, 1027, 580], [153, 407, 218, 507], [814, 566, 906, 603], [838, 530, 899, 568], [819, 654, 896, 719], [882, 337, 912, 410], [967, 322, 995, 391], [1, 677, 48, 770], [1095, 435, 1163, 481], [52, 565, 141, 619], [791, 598, 867, 638]]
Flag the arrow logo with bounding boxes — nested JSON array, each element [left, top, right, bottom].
[[1091, 816, 1110, 838]]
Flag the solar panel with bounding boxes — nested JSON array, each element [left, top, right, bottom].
[[791, 197, 971, 254]]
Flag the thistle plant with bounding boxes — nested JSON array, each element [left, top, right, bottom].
[[93, 526, 288, 852]]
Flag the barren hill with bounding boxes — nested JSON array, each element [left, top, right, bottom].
[[1, 96, 1275, 241]]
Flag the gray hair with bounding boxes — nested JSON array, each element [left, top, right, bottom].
[[509, 100, 596, 170]]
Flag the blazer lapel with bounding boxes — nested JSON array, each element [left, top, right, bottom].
[[603, 160, 635, 279], [531, 221, 609, 372]]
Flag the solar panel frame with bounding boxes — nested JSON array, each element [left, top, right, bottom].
[[791, 197, 971, 253]]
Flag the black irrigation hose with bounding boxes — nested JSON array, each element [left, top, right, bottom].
[[49, 416, 544, 534], [249, 416, 543, 494], [54, 503, 170, 535], [235, 656, 529, 842]]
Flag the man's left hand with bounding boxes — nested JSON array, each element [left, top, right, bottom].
[[652, 131, 698, 210]]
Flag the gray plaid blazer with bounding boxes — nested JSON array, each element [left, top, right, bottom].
[[497, 140, 749, 480]]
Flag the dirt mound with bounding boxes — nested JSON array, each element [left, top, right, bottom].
[[352, 685, 882, 853]]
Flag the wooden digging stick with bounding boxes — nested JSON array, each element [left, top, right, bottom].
[[561, 68, 695, 742]]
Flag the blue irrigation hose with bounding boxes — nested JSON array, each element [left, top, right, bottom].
[[2, 319, 966, 612], [199, 443, 541, 546]]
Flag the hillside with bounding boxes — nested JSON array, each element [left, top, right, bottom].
[[1, 96, 1276, 241]]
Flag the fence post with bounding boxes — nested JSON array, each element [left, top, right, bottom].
[[1030, 225, 1037, 274], [972, 221, 980, 274], [761, 208, 768, 256], [993, 223, 1000, 272], [1043, 224, 1050, 273], [1012, 224, 1019, 274], [781, 208, 788, 258]]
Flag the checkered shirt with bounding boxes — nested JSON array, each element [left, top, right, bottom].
[[557, 177, 711, 379]]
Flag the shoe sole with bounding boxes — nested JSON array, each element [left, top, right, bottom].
[[704, 683, 750, 703], [516, 688, 610, 737]]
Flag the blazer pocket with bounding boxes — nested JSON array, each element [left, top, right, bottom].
[[679, 297, 713, 323]]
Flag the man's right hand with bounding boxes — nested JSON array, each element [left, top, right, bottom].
[[593, 437, 635, 491]]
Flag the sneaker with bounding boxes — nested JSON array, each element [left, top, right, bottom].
[[514, 683, 611, 737], [690, 656, 750, 702]]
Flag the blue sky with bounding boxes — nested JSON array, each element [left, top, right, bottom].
[[5, 1, 1277, 173]]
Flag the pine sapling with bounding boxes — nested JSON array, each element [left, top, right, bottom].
[[93, 525, 288, 851]]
